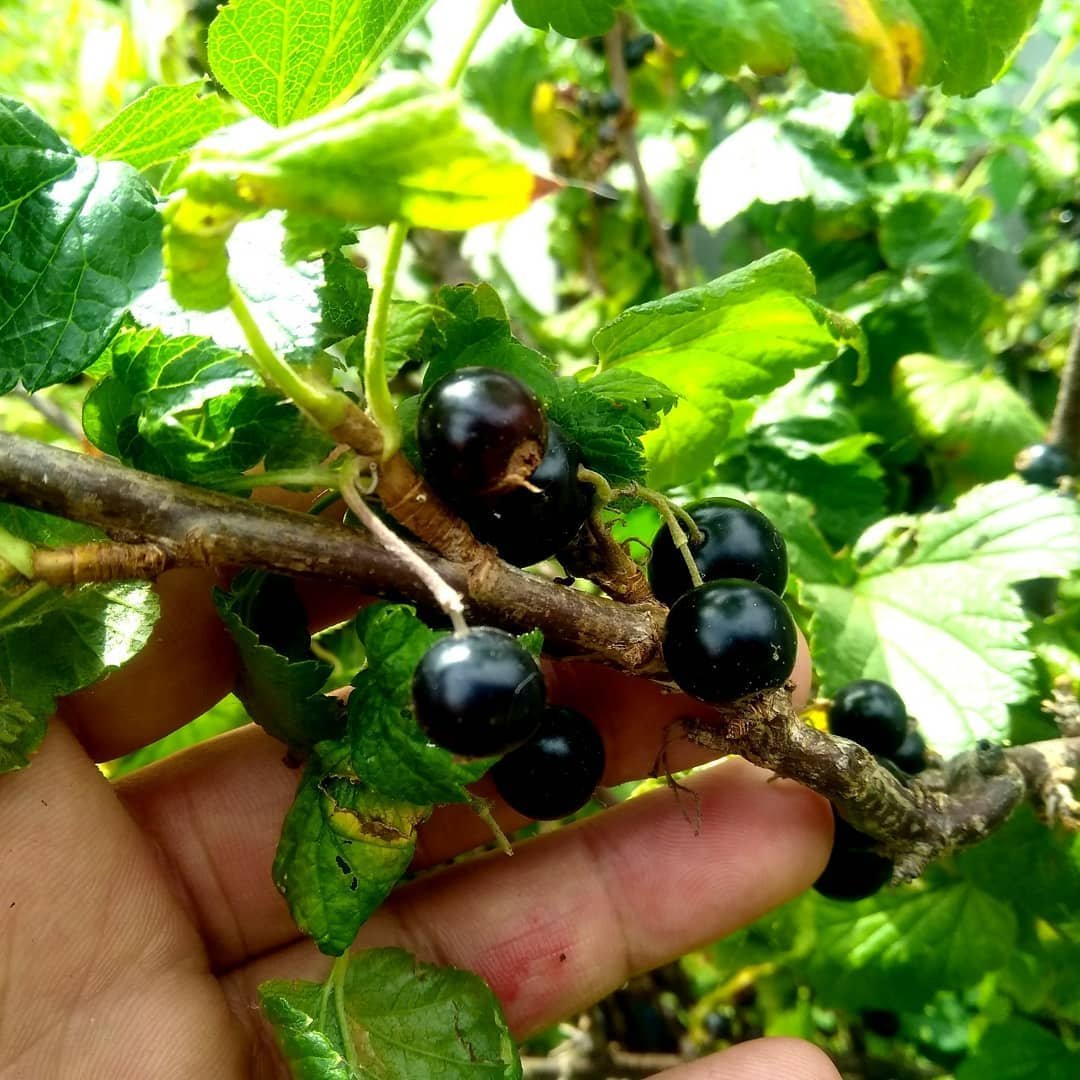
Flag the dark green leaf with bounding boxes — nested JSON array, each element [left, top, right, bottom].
[[317, 242, 372, 348], [878, 190, 985, 271], [83, 325, 330, 487], [956, 1019, 1080, 1080], [421, 284, 558, 403], [260, 947, 522, 1078], [512, 0, 617, 37], [804, 881, 1017, 1010], [214, 576, 344, 752], [632, 0, 1041, 98], [0, 97, 162, 393], [273, 765, 429, 955]]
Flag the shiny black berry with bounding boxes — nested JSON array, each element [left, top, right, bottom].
[[662, 581, 798, 704], [581, 89, 623, 118], [813, 808, 893, 901], [491, 705, 606, 820], [418, 367, 546, 498], [829, 680, 908, 757], [648, 497, 788, 606], [1015, 442, 1073, 487], [412, 628, 545, 758], [890, 729, 928, 775], [460, 422, 591, 566]]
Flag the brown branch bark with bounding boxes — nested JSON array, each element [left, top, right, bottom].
[[2, 433, 1079, 876], [0, 432, 663, 669], [603, 17, 681, 294], [1048, 295, 1080, 464]]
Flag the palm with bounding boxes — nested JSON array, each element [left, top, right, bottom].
[[1, 575, 836, 1080]]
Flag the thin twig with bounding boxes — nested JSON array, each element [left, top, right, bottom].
[[603, 15, 680, 294], [1048, 294, 1080, 463], [340, 456, 467, 633], [11, 388, 83, 441]]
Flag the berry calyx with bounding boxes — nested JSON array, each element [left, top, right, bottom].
[[648, 497, 788, 606], [412, 628, 545, 758], [889, 729, 928, 775], [490, 705, 606, 820], [662, 580, 798, 704], [1015, 442, 1073, 487], [829, 679, 908, 757], [813, 808, 893, 901], [459, 422, 591, 566], [417, 367, 547, 498]]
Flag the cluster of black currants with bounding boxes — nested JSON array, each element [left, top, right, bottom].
[[416, 366, 592, 567], [814, 680, 929, 901], [649, 499, 798, 705], [411, 628, 606, 821], [411, 367, 604, 820]]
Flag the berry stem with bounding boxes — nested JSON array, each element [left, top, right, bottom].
[[626, 484, 704, 586], [219, 465, 343, 493], [0, 580, 50, 623], [331, 953, 359, 1069], [363, 223, 408, 461], [228, 286, 348, 430], [444, 0, 505, 90], [468, 795, 514, 856], [577, 466, 614, 505], [340, 456, 468, 633], [1048, 294, 1080, 464]]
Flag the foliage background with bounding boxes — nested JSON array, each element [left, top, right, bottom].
[[3, 0, 1080, 1075]]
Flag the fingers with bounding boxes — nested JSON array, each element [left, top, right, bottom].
[[0, 723, 248, 1077], [659, 1039, 840, 1080], [220, 758, 832, 1039]]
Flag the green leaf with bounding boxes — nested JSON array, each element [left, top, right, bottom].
[[260, 947, 522, 1078], [82, 325, 330, 487], [878, 190, 985, 271], [956, 807, 1080, 939], [512, 0, 617, 37], [317, 242, 373, 348], [804, 881, 1017, 1010], [957, 1019, 1080, 1080], [894, 354, 1044, 487], [342, 604, 496, 805], [0, 686, 45, 775], [166, 77, 536, 310], [214, 575, 344, 751], [594, 251, 863, 490], [0, 512, 159, 771], [0, 96, 162, 393], [697, 116, 867, 231], [548, 370, 678, 486], [85, 83, 230, 171], [420, 284, 558, 402], [464, 32, 552, 145], [806, 482, 1080, 754], [208, 0, 436, 126], [632, 0, 1042, 98], [274, 765, 429, 955], [749, 491, 853, 588]]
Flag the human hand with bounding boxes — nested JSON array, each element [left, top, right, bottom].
[[2, 570, 839, 1079]]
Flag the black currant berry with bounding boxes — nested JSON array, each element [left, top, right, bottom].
[[861, 1010, 901, 1038], [417, 367, 546, 498], [623, 32, 657, 69], [813, 808, 893, 901], [662, 581, 798, 704], [648, 497, 788, 606], [581, 89, 623, 118], [490, 705, 606, 820], [890, 729, 928, 775], [1015, 442, 1073, 487], [412, 628, 545, 758], [829, 679, 908, 757], [460, 422, 591, 566]]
